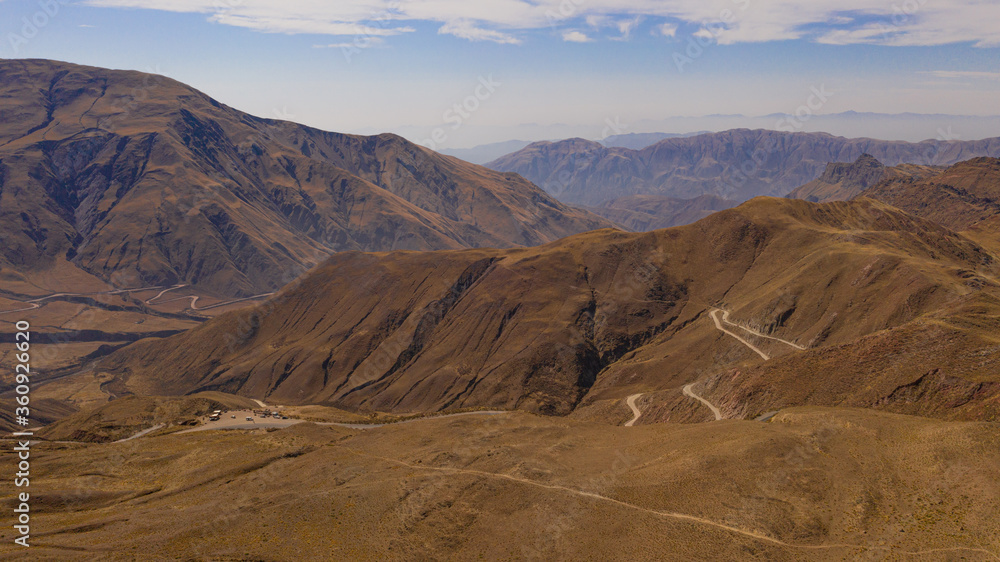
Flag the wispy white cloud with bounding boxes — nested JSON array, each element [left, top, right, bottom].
[[438, 20, 521, 44], [561, 30, 592, 43], [657, 22, 678, 38], [314, 37, 384, 49], [613, 16, 642, 40], [79, 0, 1000, 47]]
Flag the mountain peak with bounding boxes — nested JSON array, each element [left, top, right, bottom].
[[0, 59, 612, 297], [816, 153, 886, 185]]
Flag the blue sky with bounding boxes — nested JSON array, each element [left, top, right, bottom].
[[1, 0, 999, 147]]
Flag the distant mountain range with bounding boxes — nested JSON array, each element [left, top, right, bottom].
[[486, 129, 1000, 206], [438, 132, 707, 164], [598, 131, 711, 150], [0, 60, 610, 297], [394, 111, 1000, 151]]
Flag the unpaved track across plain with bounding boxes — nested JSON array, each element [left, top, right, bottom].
[[349, 450, 1000, 559], [0, 302, 40, 315], [0, 285, 167, 315], [196, 293, 274, 311], [114, 424, 165, 443], [683, 384, 722, 421], [624, 394, 643, 427]]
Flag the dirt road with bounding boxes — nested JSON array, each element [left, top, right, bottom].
[[0, 285, 167, 315], [624, 394, 643, 427], [114, 424, 166, 443], [717, 309, 805, 350], [144, 284, 188, 304], [709, 309, 770, 360], [683, 384, 722, 421]]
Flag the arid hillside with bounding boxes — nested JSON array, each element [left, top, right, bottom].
[[0, 59, 610, 298], [90, 196, 1000, 421]]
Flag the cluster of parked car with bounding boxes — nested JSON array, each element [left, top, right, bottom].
[[253, 410, 289, 419]]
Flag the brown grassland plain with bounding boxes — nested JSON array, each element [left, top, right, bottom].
[[1, 407, 999, 560]]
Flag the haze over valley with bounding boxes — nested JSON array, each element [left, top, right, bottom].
[[2, 1, 1000, 558]]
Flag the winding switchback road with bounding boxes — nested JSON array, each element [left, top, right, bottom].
[[709, 309, 770, 360], [717, 309, 805, 350]]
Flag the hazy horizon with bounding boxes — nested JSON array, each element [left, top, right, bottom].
[[2, 0, 999, 149]]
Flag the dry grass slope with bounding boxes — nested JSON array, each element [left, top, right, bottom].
[[0, 407, 998, 560], [90, 196, 1000, 422]]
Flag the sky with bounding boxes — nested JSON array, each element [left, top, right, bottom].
[[1, 0, 999, 148]]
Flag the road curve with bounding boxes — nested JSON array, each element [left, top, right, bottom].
[[0, 302, 40, 315], [709, 309, 770, 360], [683, 384, 722, 421], [718, 309, 805, 350], [0, 285, 167, 315], [624, 394, 643, 427], [145, 284, 188, 304], [114, 423, 166, 443]]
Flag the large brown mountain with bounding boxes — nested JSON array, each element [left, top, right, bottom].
[[93, 195, 1000, 421], [788, 153, 941, 202], [487, 130, 1000, 206], [0, 59, 610, 297]]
